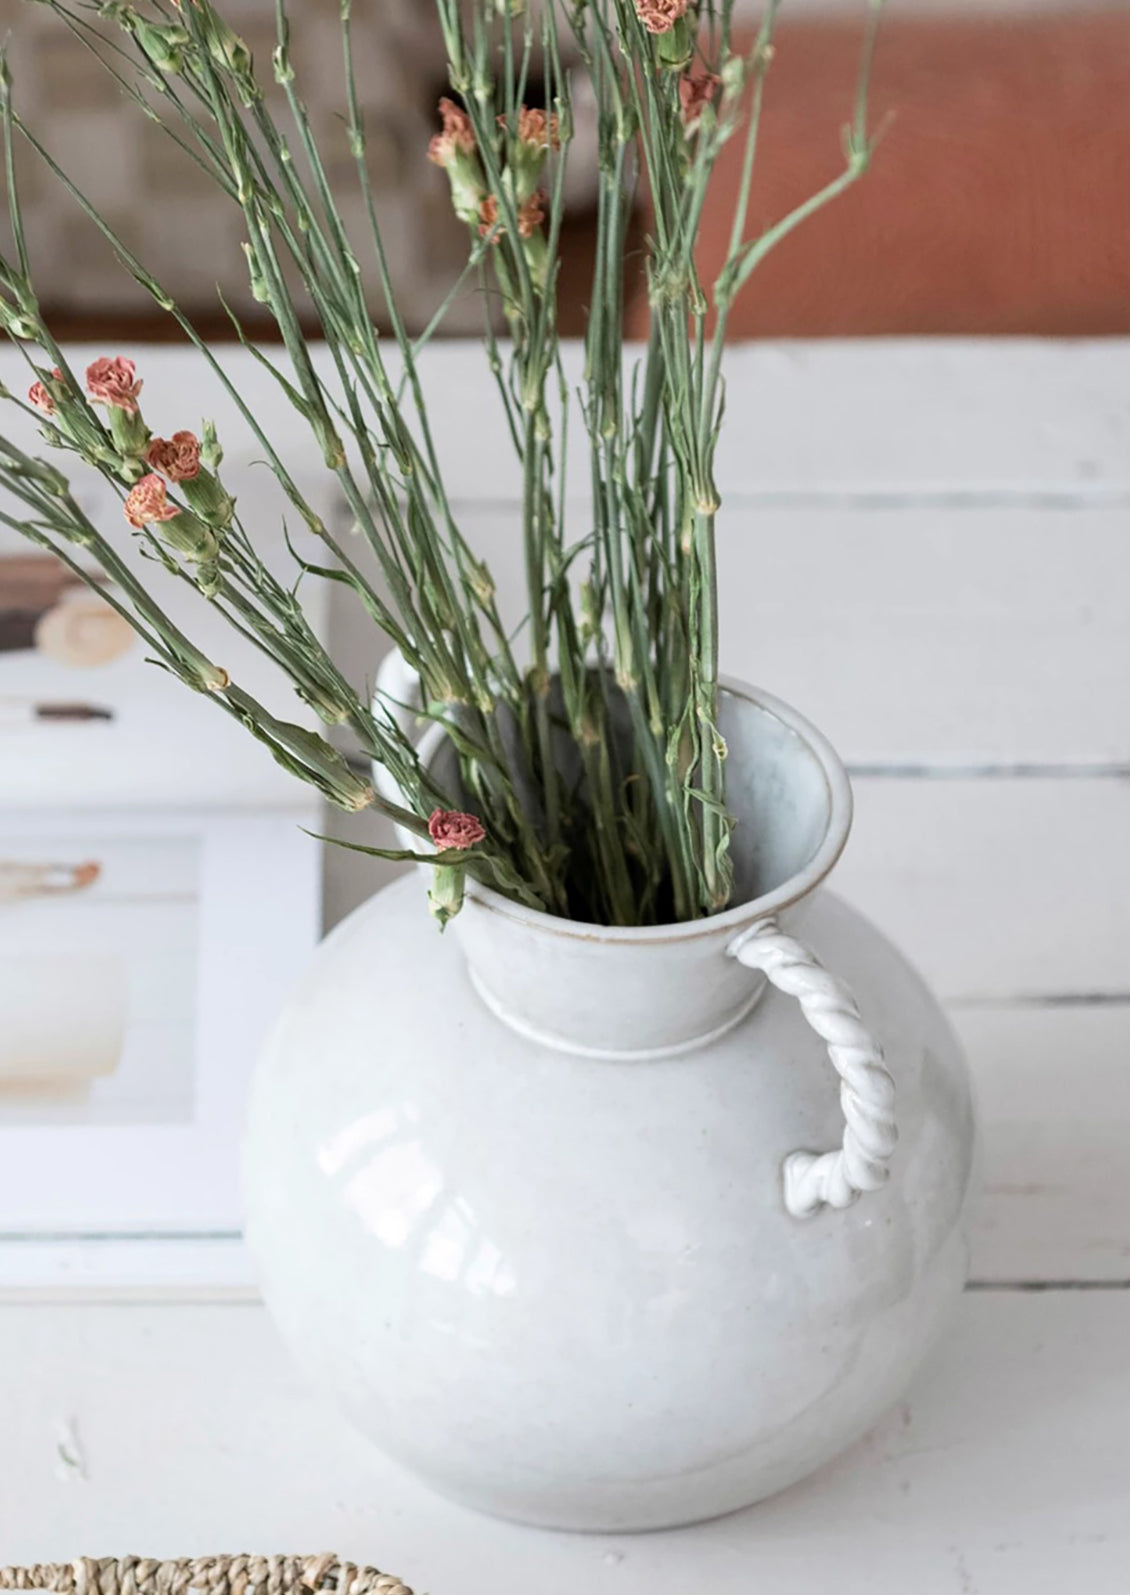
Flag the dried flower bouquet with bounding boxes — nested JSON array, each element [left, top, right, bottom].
[[0, 0, 882, 927]]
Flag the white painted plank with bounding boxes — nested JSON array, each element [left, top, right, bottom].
[[959, 1004, 1130, 1285], [439, 501, 1130, 766], [5, 342, 1129, 503], [836, 776, 1130, 1002], [0, 1296, 1127, 1594], [399, 339, 1130, 504], [724, 504, 1130, 765], [718, 504, 1130, 767]]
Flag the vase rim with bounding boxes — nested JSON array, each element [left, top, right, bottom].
[[414, 678, 853, 947]]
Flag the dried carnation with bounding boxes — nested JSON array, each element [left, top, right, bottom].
[[501, 107, 561, 151], [478, 191, 546, 241], [27, 369, 64, 416], [518, 191, 546, 238], [86, 355, 143, 415], [478, 194, 501, 238], [124, 473, 180, 530], [429, 97, 476, 169], [428, 809, 486, 852], [679, 69, 722, 132], [147, 430, 202, 482], [634, 0, 691, 34]]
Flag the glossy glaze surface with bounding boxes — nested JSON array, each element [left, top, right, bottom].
[[245, 877, 974, 1530]]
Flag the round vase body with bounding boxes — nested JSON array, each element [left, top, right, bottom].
[[244, 684, 976, 1532]]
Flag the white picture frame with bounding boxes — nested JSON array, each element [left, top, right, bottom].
[[0, 805, 321, 1293]]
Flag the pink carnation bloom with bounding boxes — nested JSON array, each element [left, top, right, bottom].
[[28, 367, 65, 415], [86, 355, 143, 415], [147, 431, 202, 482], [428, 98, 476, 169], [634, 0, 691, 33], [124, 474, 180, 530], [428, 809, 486, 851]]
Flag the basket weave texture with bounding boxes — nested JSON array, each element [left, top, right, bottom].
[[0, 1559, 414, 1595]]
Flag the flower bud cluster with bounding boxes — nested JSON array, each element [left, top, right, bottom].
[[429, 96, 562, 291], [26, 356, 236, 594]]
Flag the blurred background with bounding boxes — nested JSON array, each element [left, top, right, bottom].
[[2, 0, 1128, 342]]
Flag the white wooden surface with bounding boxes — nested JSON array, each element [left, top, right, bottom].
[[1, 1294, 1128, 1594], [2, 340, 1129, 1586]]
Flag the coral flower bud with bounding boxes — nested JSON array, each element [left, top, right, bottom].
[[428, 97, 476, 168], [518, 192, 546, 239], [501, 107, 561, 151], [680, 68, 722, 133], [479, 194, 501, 238]]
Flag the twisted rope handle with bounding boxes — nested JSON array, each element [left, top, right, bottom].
[[729, 917, 898, 1218], [0, 1558, 414, 1595]]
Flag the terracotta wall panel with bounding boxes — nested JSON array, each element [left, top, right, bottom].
[[625, 13, 1130, 337]]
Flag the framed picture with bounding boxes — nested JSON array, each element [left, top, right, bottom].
[[0, 807, 320, 1291], [0, 443, 335, 1293]]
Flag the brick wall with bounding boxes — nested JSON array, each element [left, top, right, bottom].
[[0, 0, 474, 330]]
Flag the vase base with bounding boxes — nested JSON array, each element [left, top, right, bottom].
[[345, 1221, 968, 1534]]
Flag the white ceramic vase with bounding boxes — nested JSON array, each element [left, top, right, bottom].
[[244, 680, 976, 1532]]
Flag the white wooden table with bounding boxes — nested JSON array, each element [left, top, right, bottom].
[[2, 341, 1128, 1590]]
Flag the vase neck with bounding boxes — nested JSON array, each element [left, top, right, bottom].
[[466, 955, 768, 1060]]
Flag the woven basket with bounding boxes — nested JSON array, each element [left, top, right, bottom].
[[0, 1560, 415, 1595]]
